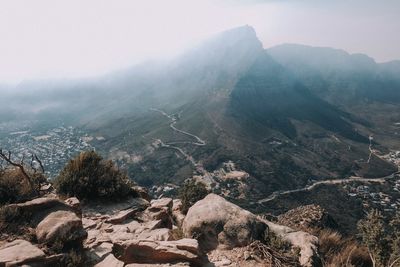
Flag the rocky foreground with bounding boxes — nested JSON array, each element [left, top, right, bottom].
[[0, 190, 321, 267]]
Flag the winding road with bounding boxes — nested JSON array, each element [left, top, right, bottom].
[[151, 108, 399, 204], [258, 133, 400, 205], [258, 172, 399, 205], [150, 108, 206, 146], [151, 108, 207, 174], [152, 138, 197, 166]]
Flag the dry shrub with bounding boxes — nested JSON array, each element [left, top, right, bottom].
[[266, 231, 292, 252], [0, 168, 45, 205], [0, 204, 35, 240], [54, 151, 138, 200], [248, 240, 300, 267], [179, 179, 208, 214], [318, 229, 372, 267]]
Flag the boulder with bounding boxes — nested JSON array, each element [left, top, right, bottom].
[[36, 210, 87, 245], [39, 183, 53, 193], [142, 207, 173, 229], [8, 197, 76, 217], [106, 208, 138, 224], [0, 239, 45, 266], [113, 238, 203, 266], [172, 200, 185, 227], [151, 198, 173, 210], [182, 194, 268, 251], [94, 254, 124, 267], [65, 197, 82, 216]]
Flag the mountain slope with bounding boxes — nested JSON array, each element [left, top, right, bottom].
[[86, 28, 396, 206], [230, 52, 368, 142], [268, 44, 400, 104], [1, 26, 398, 210]]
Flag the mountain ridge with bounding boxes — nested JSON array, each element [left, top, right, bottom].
[[0, 25, 399, 208]]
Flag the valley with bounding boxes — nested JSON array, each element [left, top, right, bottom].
[[0, 122, 94, 178], [1, 25, 400, 244]]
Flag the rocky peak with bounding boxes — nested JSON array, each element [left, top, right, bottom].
[[1, 191, 322, 267]]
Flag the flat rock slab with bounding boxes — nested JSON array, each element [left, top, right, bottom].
[[136, 228, 172, 241], [87, 242, 113, 262], [84, 197, 149, 216], [114, 238, 201, 265], [151, 198, 173, 210], [106, 208, 138, 224], [36, 210, 87, 244], [0, 239, 45, 266], [83, 217, 98, 229], [10, 197, 70, 213]]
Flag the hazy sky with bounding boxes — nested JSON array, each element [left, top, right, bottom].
[[0, 0, 399, 83]]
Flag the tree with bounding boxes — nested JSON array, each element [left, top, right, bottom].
[[179, 179, 208, 214]]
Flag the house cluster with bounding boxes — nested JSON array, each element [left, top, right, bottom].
[[344, 177, 400, 214], [383, 150, 400, 166], [0, 126, 94, 178]]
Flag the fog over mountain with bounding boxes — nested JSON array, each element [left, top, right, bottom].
[[1, 0, 399, 83], [3, 25, 399, 181], [1, 2, 400, 266]]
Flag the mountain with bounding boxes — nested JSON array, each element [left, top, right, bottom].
[[267, 43, 400, 153], [268, 44, 400, 104], [81, 26, 396, 203], [1, 26, 399, 213], [230, 52, 367, 141]]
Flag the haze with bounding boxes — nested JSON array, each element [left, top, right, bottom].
[[1, 0, 399, 83]]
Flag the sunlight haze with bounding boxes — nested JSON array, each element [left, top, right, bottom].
[[0, 0, 399, 83]]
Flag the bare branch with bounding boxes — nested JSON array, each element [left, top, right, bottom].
[[34, 154, 45, 173], [389, 257, 400, 267], [0, 148, 36, 192]]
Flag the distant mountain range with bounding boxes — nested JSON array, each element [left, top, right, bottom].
[[1, 25, 400, 207]]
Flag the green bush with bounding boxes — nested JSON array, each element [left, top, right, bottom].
[[54, 151, 137, 200], [179, 179, 208, 214]]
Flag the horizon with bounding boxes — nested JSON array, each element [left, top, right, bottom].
[[1, 0, 399, 84]]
